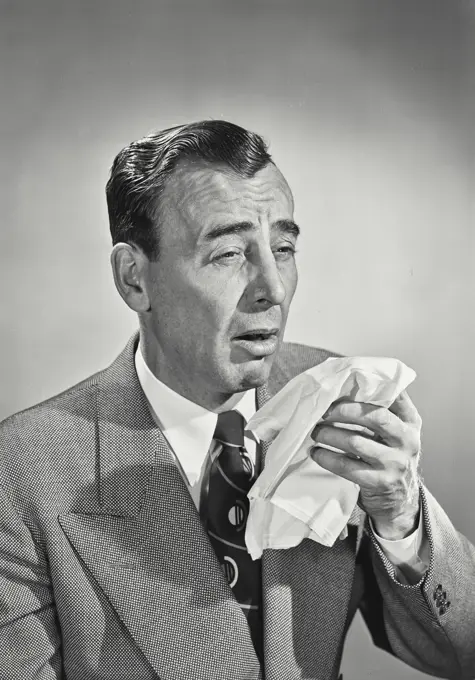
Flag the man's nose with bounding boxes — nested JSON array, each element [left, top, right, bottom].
[[250, 252, 286, 307]]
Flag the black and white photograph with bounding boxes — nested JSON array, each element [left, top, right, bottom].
[[1, 1, 474, 679]]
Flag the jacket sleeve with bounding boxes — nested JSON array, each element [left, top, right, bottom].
[[359, 484, 475, 679], [0, 484, 62, 679]]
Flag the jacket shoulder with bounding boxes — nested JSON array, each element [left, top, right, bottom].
[[268, 341, 342, 397], [0, 334, 137, 474], [0, 371, 105, 489], [0, 370, 101, 435]]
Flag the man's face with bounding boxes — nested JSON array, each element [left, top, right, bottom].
[[143, 161, 298, 408]]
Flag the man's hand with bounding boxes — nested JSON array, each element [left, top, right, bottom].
[[310, 391, 422, 540]]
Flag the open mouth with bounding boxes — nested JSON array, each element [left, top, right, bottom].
[[232, 329, 280, 357], [235, 331, 277, 341]]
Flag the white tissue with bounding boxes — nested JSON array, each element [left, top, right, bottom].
[[245, 357, 416, 560]]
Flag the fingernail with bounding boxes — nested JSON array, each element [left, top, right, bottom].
[[309, 446, 320, 461]]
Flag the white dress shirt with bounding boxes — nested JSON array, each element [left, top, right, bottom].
[[134, 346, 429, 579]]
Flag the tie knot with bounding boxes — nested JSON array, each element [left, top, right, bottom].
[[214, 410, 245, 448]]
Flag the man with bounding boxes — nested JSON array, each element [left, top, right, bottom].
[[0, 120, 474, 680]]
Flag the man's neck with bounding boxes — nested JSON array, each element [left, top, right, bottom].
[[138, 337, 249, 413]]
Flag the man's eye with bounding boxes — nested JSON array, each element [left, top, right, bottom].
[[214, 250, 242, 262], [274, 245, 297, 259]]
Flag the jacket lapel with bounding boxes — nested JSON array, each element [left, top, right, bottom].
[[59, 335, 261, 680], [256, 383, 363, 680]]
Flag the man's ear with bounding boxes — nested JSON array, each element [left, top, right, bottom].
[[110, 243, 151, 313]]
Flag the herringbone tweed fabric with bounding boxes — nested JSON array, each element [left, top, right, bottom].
[[0, 334, 474, 679]]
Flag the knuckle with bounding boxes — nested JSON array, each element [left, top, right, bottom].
[[371, 407, 391, 428], [348, 433, 365, 456], [365, 473, 384, 491], [392, 454, 409, 473], [381, 469, 399, 490], [334, 455, 348, 475]]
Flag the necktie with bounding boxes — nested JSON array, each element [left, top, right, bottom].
[[200, 410, 263, 659]]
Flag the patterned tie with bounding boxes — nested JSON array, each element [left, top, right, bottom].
[[200, 410, 263, 659]]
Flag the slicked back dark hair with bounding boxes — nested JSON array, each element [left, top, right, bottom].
[[106, 120, 273, 260]]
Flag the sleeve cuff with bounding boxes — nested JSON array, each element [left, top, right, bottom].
[[369, 510, 430, 583]]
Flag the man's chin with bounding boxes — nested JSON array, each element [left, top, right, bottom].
[[235, 358, 274, 391]]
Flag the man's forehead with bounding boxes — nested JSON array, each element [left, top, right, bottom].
[[162, 160, 294, 221]]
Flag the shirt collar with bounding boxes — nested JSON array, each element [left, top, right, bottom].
[[134, 345, 256, 484]]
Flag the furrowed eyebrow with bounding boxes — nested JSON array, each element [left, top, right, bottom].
[[204, 222, 255, 241], [204, 219, 300, 242], [274, 219, 300, 238]]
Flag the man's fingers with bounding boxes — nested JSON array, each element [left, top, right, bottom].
[[311, 424, 388, 466], [310, 446, 373, 486], [389, 390, 422, 427], [320, 400, 406, 445]]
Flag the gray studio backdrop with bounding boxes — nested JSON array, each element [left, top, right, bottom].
[[1, 1, 474, 678]]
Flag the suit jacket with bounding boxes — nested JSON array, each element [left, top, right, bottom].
[[0, 334, 474, 680]]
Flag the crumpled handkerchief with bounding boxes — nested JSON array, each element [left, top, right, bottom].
[[244, 357, 416, 560]]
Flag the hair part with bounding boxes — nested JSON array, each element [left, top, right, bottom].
[[106, 120, 273, 260]]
